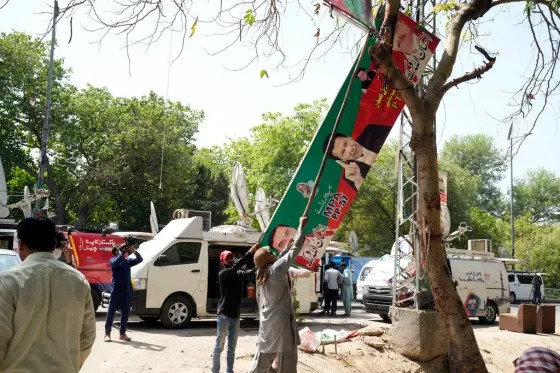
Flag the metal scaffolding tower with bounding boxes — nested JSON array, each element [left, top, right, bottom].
[[392, 0, 438, 310]]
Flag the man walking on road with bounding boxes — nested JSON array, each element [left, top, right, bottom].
[[104, 242, 143, 342], [0, 217, 96, 372], [340, 262, 353, 316], [212, 243, 259, 373], [323, 262, 343, 316]]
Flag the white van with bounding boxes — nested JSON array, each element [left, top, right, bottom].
[[363, 253, 510, 325], [508, 271, 545, 303], [130, 217, 319, 328], [449, 256, 510, 324], [356, 259, 377, 301]]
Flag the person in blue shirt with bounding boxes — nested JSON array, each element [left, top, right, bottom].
[[104, 243, 143, 342]]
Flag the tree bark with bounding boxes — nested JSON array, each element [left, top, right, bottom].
[[410, 107, 488, 373]]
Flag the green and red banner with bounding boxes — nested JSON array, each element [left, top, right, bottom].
[[323, 0, 373, 28], [260, 13, 440, 270]]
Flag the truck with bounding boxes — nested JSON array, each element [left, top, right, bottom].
[[129, 216, 320, 328]]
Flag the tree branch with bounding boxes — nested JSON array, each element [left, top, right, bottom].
[[491, 0, 560, 19], [426, 0, 491, 107], [439, 46, 496, 96]]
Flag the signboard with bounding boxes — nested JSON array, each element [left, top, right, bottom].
[[259, 13, 440, 270]]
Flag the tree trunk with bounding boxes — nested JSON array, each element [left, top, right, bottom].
[[411, 108, 488, 373]]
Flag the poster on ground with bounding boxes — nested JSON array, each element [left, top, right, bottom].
[[260, 13, 440, 270]]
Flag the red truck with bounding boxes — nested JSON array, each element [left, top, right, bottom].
[[67, 230, 154, 311], [67, 231, 126, 311]]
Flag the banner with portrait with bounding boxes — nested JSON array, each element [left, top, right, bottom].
[[259, 13, 440, 270]]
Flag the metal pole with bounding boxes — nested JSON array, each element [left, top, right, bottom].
[[38, 0, 59, 186], [510, 136, 515, 259]]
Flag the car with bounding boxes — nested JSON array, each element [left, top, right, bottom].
[[508, 271, 545, 303], [0, 249, 21, 272]]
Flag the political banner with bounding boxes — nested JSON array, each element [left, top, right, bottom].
[[323, 0, 373, 28], [259, 12, 440, 270]]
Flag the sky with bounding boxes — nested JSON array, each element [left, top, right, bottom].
[[0, 0, 558, 193]]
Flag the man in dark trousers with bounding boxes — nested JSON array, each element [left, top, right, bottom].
[[104, 243, 143, 342], [212, 243, 259, 373], [323, 262, 343, 316], [531, 274, 543, 305]]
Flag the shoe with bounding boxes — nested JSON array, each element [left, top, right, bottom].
[[119, 334, 132, 342], [104, 335, 111, 342]]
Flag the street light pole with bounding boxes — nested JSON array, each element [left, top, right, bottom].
[[509, 128, 515, 259], [38, 0, 59, 187]]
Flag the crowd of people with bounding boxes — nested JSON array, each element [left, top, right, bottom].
[[1, 216, 558, 373]]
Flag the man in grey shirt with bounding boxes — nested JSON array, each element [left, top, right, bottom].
[[249, 216, 307, 373]]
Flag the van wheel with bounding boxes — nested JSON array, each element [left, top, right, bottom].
[[478, 302, 497, 325], [160, 296, 194, 329], [91, 289, 100, 312], [380, 313, 392, 323], [509, 292, 517, 304]]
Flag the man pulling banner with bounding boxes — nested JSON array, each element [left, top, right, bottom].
[[259, 12, 440, 270]]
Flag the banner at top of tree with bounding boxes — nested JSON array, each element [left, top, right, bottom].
[[259, 12, 440, 270], [323, 0, 373, 28]]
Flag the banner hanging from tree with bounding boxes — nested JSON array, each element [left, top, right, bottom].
[[260, 13, 440, 270], [323, 0, 373, 28]]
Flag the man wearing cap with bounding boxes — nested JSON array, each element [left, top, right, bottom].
[[212, 243, 259, 373]]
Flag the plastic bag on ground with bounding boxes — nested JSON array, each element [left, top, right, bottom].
[[298, 327, 321, 352]]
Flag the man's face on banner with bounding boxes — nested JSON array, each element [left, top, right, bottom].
[[356, 70, 368, 82], [271, 225, 297, 251], [332, 136, 363, 161], [394, 21, 414, 55]]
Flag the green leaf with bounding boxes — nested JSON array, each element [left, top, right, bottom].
[[189, 18, 198, 38], [260, 69, 269, 79], [244, 9, 256, 26], [433, 1, 458, 13]]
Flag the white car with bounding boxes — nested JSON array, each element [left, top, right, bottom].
[[508, 272, 545, 303], [0, 249, 21, 272]]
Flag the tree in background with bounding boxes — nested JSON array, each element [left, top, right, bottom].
[[514, 169, 560, 224], [439, 135, 508, 250], [440, 134, 507, 216], [0, 32, 229, 230], [0, 32, 73, 222]]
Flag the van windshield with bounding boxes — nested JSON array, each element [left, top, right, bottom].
[[360, 267, 372, 281]]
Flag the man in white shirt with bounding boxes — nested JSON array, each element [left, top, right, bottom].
[[0, 217, 96, 373], [323, 262, 343, 316]]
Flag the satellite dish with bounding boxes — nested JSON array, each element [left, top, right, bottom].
[[441, 204, 451, 238], [21, 186, 32, 218], [349, 231, 359, 253], [230, 162, 252, 227], [254, 187, 271, 231], [0, 158, 8, 219], [150, 201, 159, 234]]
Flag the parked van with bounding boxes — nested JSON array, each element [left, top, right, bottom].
[[356, 259, 378, 301], [449, 256, 510, 324], [508, 271, 545, 303], [130, 217, 319, 328], [363, 254, 510, 325]]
